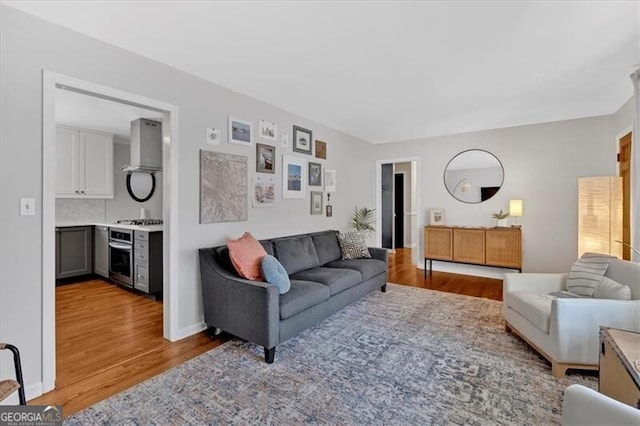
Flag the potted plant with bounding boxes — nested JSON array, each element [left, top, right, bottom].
[[350, 206, 376, 235], [492, 209, 510, 227]]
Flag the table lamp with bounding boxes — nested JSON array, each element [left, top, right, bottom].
[[509, 199, 523, 227]]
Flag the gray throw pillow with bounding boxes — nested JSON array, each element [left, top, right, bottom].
[[594, 276, 632, 300], [566, 252, 614, 297], [338, 232, 371, 260]]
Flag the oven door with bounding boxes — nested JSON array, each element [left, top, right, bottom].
[[109, 241, 133, 287]]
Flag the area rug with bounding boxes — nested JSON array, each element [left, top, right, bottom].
[[66, 284, 596, 425]]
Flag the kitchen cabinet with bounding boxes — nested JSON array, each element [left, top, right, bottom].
[[133, 230, 163, 294], [94, 225, 109, 278], [56, 125, 114, 198], [56, 226, 93, 279]]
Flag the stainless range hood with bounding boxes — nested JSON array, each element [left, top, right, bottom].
[[122, 118, 162, 173]]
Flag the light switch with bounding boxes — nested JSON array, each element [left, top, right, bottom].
[[20, 198, 35, 216]]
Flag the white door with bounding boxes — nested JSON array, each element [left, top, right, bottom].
[[82, 130, 113, 197], [55, 127, 79, 196]]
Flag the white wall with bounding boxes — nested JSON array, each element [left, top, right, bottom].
[[375, 115, 619, 277], [0, 6, 375, 398]]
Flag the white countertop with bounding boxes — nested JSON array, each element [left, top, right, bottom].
[[56, 222, 163, 232]]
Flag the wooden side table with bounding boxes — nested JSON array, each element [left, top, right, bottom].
[[599, 327, 640, 408]]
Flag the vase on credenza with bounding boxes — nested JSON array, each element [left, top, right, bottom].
[[497, 219, 508, 227]]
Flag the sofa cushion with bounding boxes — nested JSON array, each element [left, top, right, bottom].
[[566, 252, 614, 297], [338, 232, 372, 260], [227, 232, 267, 281], [311, 231, 342, 265], [594, 276, 631, 300], [279, 280, 331, 320], [274, 236, 320, 275], [214, 240, 274, 275], [291, 267, 362, 296], [325, 258, 386, 281], [507, 291, 552, 334], [261, 255, 291, 294]]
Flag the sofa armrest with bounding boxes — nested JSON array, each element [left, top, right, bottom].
[[198, 249, 279, 348], [562, 384, 640, 425], [504, 273, 567, 299], [368, 247, 388, 263]]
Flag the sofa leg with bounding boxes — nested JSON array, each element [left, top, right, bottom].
[[264, 346, 275, 364], [552, 362, 568, 378], [206, 327, 222, 338], [380, 284, 387, 293], [504, 322, 512, 333]]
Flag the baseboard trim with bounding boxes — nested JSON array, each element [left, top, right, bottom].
[[172, 321, 208, 342]]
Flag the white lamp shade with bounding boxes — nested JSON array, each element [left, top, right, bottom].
[[509, 200, 523, 217], [578, 176, 622, 258]]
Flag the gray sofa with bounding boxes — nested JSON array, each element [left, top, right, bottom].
[[198, 230, 388, 363]]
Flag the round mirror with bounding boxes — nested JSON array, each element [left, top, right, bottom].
[[126, 172, 156, 203], [444, 149, 504, 203]]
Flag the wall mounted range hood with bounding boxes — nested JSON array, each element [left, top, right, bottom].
[[122, 118, 162, 173]]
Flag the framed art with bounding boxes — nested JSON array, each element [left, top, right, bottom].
[[206, 127, 221, 145], [253, 177, 276, 208], [228, 116, 253, 146], [429, 208, 445, 225], [293, 125, 312, 154], [256, 143, 275, 174], [326, 205, 333, 217], [282, 155, 306, 199], [310, 191, 323, 215], [200, 150, 248, 223], [259, 119, 278, 142], [308, 162, 322, 186], [324, 168, 336, 192], [315, 140, 327, 159]]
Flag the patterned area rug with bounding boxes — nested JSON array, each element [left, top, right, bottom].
[[67, 284, 596, 425]]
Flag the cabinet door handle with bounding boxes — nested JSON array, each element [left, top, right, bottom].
[[75, 190, 80, 194], [80, 190, 86, 194], [137, 274, 144, 280]]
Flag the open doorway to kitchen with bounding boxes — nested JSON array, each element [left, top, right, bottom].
[[42, 71, 179, 394]]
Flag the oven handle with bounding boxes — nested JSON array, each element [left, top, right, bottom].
[[109, 242, 132, 251]]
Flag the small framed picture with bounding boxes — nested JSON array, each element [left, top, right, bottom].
[[324, 168, 336, 192], [308, 162, 322, 186], [429, 208, 445, 225], [315, 140, 327, 159], [259, 119, 278, 142], [256, 143, 275, 174], [326, 205, 333, 217], [310, 191, 323, 215], [206, 127, 221, 145], [228, 117, 253, 146], [282, 155, 306, 199], [293, 125, 313, 154]]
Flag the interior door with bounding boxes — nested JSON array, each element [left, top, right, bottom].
[[619, 132, 632, 260], [394, 173, 404, 248], [381, 163, 394, 249]]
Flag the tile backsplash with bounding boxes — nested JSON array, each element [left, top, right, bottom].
[[56, 198, 106, 224]]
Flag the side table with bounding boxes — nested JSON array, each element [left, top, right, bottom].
[[599, 327, 640, 409]]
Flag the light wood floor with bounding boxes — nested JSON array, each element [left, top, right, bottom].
[[31, 249, 501, 416]]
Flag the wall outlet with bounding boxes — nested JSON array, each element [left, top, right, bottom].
[[20, 198, 35, 216]]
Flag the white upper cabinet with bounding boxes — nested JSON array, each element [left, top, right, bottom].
[[55, 125, 113, 198]]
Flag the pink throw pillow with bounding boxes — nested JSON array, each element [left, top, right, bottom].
[[227, 232, 267, 281]]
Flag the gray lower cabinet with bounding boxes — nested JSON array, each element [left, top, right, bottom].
[[133, 230, 163, 294], [56, 226, 93, 279], [94, 225, 109, 278]]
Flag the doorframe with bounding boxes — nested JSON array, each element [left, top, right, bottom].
[[375, 157, 420, 265], [42, 71, 180, 393], [616, 125, 633, 260]]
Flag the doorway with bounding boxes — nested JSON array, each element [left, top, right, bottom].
[[42, 71, 179, 393], [619, 131, 632, 260], [394, 173, 405, 248]]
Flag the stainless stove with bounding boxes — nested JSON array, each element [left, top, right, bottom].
[[116, 219, 163, 226]]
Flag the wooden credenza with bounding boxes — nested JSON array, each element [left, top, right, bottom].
[[424, 226, 522, 275]]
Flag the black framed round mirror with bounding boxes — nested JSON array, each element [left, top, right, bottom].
[[126, 172, 156, 203], [444, 149, 504, 203]]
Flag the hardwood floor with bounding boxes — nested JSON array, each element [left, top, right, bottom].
[[31, 249, 501, 417]]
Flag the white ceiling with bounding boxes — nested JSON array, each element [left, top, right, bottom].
[[6, 1, 640, 143]]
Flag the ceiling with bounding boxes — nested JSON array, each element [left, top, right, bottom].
[[6, 1, 639, 144]]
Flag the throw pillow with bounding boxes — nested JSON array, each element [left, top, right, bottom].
[[227, 232, 267, 281], [566, 252, 614, 297], [594, 276, 632, 300], [338, 232, 372, 260], [261, 255, 291, 294]]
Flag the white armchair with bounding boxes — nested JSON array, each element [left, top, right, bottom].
[[561, 384, 640, 425], [503, 258, 640, 377]]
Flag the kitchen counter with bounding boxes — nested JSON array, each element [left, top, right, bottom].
[[56, 222, 163, 232]]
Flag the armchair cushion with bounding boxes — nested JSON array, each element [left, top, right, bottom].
[[507, 292, 552, 333], [566, 252, 614, 297], [593, 277, 631, 300], [562, 384, 640, 426]]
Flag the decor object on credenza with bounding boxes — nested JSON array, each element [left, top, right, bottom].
[[253, 177, 275, 208], [282, 155, 306, 199], [444, 149, 504, 203], [256, 143, 275, 174], [324, 168, 336, 192], [429, 208, 445, 225], [259, 119, 278, 142], [200, 150, 247, 223], [578, 176, 622, 258], [310, 191, 323, 215], [315, 140, 327, 159], [509, 199, 523, 227], [292, 125, 313, 154], [228, 117, 253, 146], [281, 132, 289, 148], [492, 209, 509, 227], [308, 162, 322, 186], [350, 206, 376, 235], [326, 193, 333, 217], [206, 127, 221, 145]]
